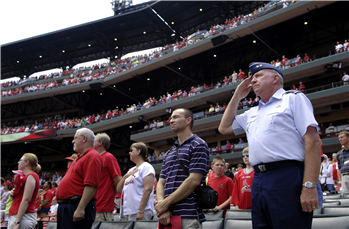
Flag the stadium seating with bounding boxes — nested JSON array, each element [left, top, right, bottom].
[[113, 213, 120, 221], [323, 206, 349, 215], [225, 209, 252, 219], [45, 222, 57, 229], [202, 219, 224, 229], [92, 221, 102, 229], [203, 210, 224, 220], [322, 200, 341, 206], [312, 215, 349, 229], [224, 217, 252, 229], [98, 221, 134, 229], [133, 220, 158, 229]]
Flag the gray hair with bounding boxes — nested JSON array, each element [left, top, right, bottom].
[[269, 69, 283, 87], [77, 128, 95, 143], [225, 163, 230, 167]]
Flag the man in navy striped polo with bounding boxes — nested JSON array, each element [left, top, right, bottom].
[[155, 108, 209, 229]]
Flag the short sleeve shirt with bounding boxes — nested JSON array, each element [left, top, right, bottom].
[[337, 148, 349, 174], [96, 152, 122, 213], [160, 134, 209, 223], [56, 148, 103, 200], [232, 89, 318, 166]]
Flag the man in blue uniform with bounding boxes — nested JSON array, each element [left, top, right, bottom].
[[219, 62, 322, 229]]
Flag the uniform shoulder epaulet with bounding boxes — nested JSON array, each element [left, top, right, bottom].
[[284, 90, 302, 94]]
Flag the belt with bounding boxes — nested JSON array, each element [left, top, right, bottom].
[[342, 172, 349, 176], [57, 196, 82, 205], [253, 160, 303, 173]]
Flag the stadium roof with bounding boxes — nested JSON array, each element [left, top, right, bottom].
[[1, 1, 267, 80]]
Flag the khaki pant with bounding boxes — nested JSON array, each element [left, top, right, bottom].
[[120, 207, 153, 221], [8, 213, 36, 229], [95, 212, 113, 221], [181, 218, 202, 229]]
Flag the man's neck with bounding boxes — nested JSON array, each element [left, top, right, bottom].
[[177, 130, 193, 145], [343, 144, 349, 151]]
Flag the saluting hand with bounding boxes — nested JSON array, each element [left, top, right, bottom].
[[234, 76, 253, 100]]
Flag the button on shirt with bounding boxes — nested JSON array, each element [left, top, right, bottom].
[[337, 148, 349, 174], [232, 88, 318, 166]]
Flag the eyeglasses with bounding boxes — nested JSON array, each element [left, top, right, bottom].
[[242, 154, 249, 158]]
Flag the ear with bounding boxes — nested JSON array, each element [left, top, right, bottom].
[[211, 164, 214, 170], [186, 117, 192, 126]]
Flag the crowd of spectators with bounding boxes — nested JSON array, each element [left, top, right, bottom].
[[1, 0, 299, 97]]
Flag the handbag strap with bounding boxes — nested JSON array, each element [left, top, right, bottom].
[[175, 145, 189, 177]]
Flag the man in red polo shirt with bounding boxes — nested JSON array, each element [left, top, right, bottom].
[[56, 128, 102, 229], [94, 133, 122, 221]]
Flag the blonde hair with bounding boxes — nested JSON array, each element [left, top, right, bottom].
[[242, 147, 249, 155], [212, 156, 225, 165], [130, 142, 148, 160], [23, 153, 39, 171], [36, 164, 41, 173], [95, 133, 111, 150]]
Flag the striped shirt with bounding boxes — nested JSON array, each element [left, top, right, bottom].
[[337, 148, 349, 174], [160, 134, 209, 223]]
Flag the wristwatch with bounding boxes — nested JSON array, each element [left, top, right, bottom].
[[302, 181, 316, 188], [14, 221, 20, 225]]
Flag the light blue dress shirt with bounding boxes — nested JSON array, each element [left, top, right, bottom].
[[232, 88, 318, 166]]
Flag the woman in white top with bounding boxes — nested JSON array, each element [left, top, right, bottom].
[[319, 155, 335, 191], [117, 142, 155, 221]]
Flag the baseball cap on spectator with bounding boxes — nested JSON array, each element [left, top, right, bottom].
[[4, 181, 13, 187], [249, 62, 283, 77], [65, 156, 73, 161], [13, 170, 25, 176]]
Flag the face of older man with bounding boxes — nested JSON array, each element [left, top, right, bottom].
[[251, 69, 276, 97], [72, 131, 84, 153]]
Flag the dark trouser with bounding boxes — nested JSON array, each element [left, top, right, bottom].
[[57, 200, 96, 229], [252, 161, 313, 229]]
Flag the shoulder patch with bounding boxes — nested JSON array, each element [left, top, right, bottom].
[[284, 90, 302, 94]]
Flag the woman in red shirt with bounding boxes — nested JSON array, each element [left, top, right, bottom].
[[8, 153, 40, 229]]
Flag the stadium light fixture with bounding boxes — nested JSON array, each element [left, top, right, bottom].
[[114, 38, 117, 41], [129, 126, 132, 128], [82, 90, 85, 93], [171, 22, 174, 24], [17, 61, 19, 63], [304, 22, 308, 25], [200, 8, 203, 11], [113, 85, 116, 87], [116, 106, 118, 108], [129, 88, 131, 90], [62, 50, 65, 53], [171, 33, 176, 37], [39, 55, 42, 58], [88, 44, 91, 47], [115, 56, 118, 58], [147, 78, 150, 81], [178, 67, 181, 70], [253, 40, 256, 43], [213, 54, 217, 57], [100, 93, 102, 95], [143, 31, 146, 34]]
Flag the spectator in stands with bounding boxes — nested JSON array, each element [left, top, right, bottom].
[[8, 153, 40, 229], [225, 140, 231, 153], [207, 157, 234, 213], [49, 196, 58, 215], [328, 123, 335, 134], [37, 181, 52, 217], [56, 128, 103, 229], [292, 84, 298, 90], [236, 164, 244, 172], [223, 163, 235, 181], [342, 72, 349, 84], [232, 71, 238, 84], [281, 55, 289, 69], [117, 142, 155, 221], [215, 103, 221, 113], [65, 154, 77, 169], [242, 98, 249, 109], [231, 147, 254, 209], [208, 104, 215, 116], [304, 53, 310, 62], [275, 59, 281, 70], [219, 62, 321, 228], [94, 133, 122, 221], [215, 145, 222, 154], [335, 41, 344, 53], [343, 39, 348, 51], [51, 181, 57, 197], [337, 131, 349, 194], [156, 108, 209, 228], [252, 96, 260, 107], [1, 182, 12, 221], [237, 69, 245, 81], [295, 54, 302, 66], [331, 153, 339, 183], [298, 81, 306, 91], [319, 123, 326, 136], [319, 155, 335, 192]]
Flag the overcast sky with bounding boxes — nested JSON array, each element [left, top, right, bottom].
[[0, 0, 150, 81], [0, 0, 148, 45]]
